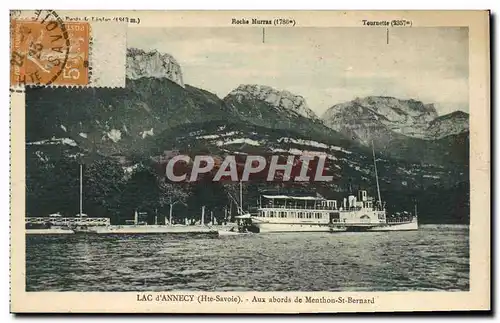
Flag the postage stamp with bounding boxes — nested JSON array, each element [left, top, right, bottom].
[[9, 10, 490, 314], [10, 9, 127, 89], [10, 15, 90, 87]]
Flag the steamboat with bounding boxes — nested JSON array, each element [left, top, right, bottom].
[[246, 140, 418, 233], [249, 190, 418, 233]]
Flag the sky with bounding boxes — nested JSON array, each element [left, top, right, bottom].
[[128, 27, 468, 116]]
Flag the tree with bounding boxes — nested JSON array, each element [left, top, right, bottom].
[[83, 158, 126, 223], [158, 177, 189, 224], [186, 176, 229, 224], [26, 150, 80, 217], [120, 164, 162, 224]]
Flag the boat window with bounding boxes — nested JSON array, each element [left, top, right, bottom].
[[269, 211, 274, 218], [298, 212, 304, 218], [306, 213, 312, 219], [280, 212, 286, 218], [330, 212, 339, 219]]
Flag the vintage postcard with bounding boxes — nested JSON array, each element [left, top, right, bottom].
[[10, 10, 490, 313]]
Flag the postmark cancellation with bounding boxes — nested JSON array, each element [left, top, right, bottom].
[[10, 10, 127, 89]]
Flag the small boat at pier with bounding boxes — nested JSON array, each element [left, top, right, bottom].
[[217, 181, 256, 237]]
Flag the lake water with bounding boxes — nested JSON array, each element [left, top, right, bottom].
[[26, 225, 469, 291]]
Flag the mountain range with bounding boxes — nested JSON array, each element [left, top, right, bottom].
[[25, 48, 470, 224]]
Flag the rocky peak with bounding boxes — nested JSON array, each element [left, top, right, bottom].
[[126, 48, 184, 87], [322, 96, 439, 139], [426, 110, 469, 139], [225, 84, 319, 120], [352, 96, 438, 122], [431, 110, 469, 123]]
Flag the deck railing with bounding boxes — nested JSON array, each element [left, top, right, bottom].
[[261, 205, 336, 210], [386, 217, 414, 224]]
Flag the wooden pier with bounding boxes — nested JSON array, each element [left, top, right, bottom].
[[26, 217, 111, 226]]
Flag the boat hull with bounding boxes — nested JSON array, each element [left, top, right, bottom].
[[253, 219, 418, 233], [253, 222, 332, 233], [367, 220, 418, 231], [218, 230, 253, 236]]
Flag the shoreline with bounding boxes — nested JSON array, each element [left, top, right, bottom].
[[25, 223, 469, 235]]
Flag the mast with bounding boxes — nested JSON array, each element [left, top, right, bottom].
[[371, 140, 382, 208], [79, 164, 83, 216], [239, 180, 243, 214], [201, 205, 205, 226]]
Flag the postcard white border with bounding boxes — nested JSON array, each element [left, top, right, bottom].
[[9, 9, 490, 313]]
